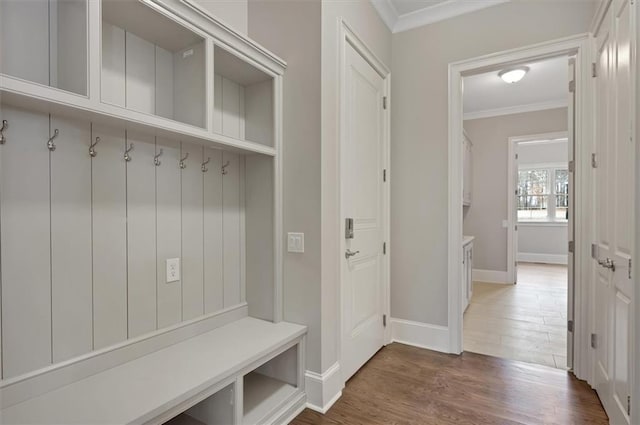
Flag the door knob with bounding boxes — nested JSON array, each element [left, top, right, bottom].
[[345, 249, 360, 259], [597, 258, 616, 271]]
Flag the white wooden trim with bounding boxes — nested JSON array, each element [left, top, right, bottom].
[[464, 99, 568, 121], [390, 318, 450, 353], [472, 269, 511, 284], [304, 362, 343, 413], [448, 34, 593, 382], [517, 253, 568, 265]]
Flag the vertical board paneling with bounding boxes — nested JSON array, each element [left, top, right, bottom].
[[155, 46, 174, 121], [54, 0, 87, 95], [127, 131, 157, 338], [221, 77, 243, 139], [156, 138, 182, 328], [203, 148, 223, 313], [181, 143, 204, 320], [174, 42, 206, 128], [245, 81, 274, 147], [125, 32, 155, 115], [91, 124, 127, 350], [101, 22, 126, 107], [213, 74, 223, 133], [0, 106, 52, 378], [222, 152, 241, 307], [50, 115, 92, 362]]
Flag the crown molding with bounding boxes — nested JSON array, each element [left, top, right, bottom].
[[371, 0, 510, 34], [463, 99, 568, 120]]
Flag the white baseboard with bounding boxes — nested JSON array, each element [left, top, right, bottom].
[[472, 269, 511, 284], [304, 362, 343, 414], [517, 252, 568, 265], [390, 318, 450, 353]]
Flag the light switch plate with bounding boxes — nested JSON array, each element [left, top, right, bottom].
[[287, 232, 304, 253], [166, 258, 180, 283]]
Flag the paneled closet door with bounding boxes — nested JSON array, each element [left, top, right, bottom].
[[91, 124, 127, 350], [181, 143, 204, 320], [0, 106, 51, 379], [222, 152, 243, 307], [156, 138, 182, 328], [50, 115, 92, 363], [203, 149, 223, 313], [127, 131, 157, 338]]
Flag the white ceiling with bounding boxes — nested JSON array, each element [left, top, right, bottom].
[[371, 0, 510, 33], [463, 55, 569, 120]]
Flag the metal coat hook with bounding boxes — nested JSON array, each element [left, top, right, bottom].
[[179, 152, 189, 169], [124, 143, 134, 162], [201, 157, 211, 172], [89, 137, 100, 157], [222, 160, 230, 175], [154, 149, 163, 166], [47, 129, 59, 152], [0, 120, 8, 144]]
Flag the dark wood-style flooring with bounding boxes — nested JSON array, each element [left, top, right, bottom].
[[292, 343, 608, 425]]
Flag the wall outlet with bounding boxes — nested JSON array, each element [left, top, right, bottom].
[[287, 232, 304, 253], [166, 258, 180, 283]]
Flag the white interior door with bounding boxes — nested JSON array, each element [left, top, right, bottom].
[[341, 42, 386, 381], [567, 57, 576, 371], [594, 0, 635, 421]]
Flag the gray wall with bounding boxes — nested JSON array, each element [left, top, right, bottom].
[[192, 0, 247, 35], [462, 108, 568, 272], [389, 0, 596, 327]]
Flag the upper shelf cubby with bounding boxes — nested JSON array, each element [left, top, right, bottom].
[[214, 45, 274, 148], [101, 0, 206, 128], [1, 0, 88, 96]]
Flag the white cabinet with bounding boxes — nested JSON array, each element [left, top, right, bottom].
[[462, 236, 474, 312], [463, 131, 473, 206]]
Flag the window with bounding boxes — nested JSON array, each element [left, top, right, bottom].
[[517, 166, 568, 222]]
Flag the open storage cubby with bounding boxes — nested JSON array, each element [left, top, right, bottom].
[[165, 383, 235, 425], [101, 0, 206, 127], [214, 45, 274, 147], [0, 0, 88, 96]]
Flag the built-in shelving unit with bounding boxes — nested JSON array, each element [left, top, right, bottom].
[[0, 0, 304, 423]]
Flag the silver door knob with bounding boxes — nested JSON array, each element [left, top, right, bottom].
[[345, 249, 360, 259]]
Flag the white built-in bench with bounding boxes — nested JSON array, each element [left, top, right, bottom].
[[0, 318, 307, 425]]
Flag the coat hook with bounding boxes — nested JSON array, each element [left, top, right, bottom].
[[201, 157, 211, 172], [179, 152, 189, 169], [89, 136, 100, 157], [154, 148, 163, 166], [124, 142, 134, 162], [0, 120, 8, 145], [222, 160, 230, 175], [47, 129, 59, 152]]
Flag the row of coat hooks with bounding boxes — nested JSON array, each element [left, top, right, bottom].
[[0, 120, 232, 174]]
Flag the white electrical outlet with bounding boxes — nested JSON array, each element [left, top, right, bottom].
[[166, 258, 180, 283], [287, 233, 304, 253]]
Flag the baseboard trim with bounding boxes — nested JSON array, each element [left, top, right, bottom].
[[472, 269, 511, 284], [517, 253, 568, 265], [391, 318, 450, 353], [304, 362, 343, 414]]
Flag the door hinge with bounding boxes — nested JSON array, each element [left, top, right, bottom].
[[383, 96, 387, 110], [629, 258, 632, 279], [383, 242, 387, 255], [628, 395, 631, 415], [592, 62, 597, 77], [568, 160, 575, 173], [383, 169, 387, 182], [591, 243, 598, 259], [592, 153, 598, 168], [383, 314, 387, 327], [569, 80, 576, 93], [568, 241, 575, 253], [568, 320, 574, 333], [591, 333, 597, 349], [515, 153, 519, 160], [515, 225, 518, 231]]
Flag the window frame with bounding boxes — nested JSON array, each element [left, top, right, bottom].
[[517, 162, 569, 224]]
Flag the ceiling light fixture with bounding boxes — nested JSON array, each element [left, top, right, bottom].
[[498, 66, 530, 84]]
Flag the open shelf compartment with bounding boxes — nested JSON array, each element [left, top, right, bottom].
[[101, 0, 206, 128], [164, 383, 235, 425]]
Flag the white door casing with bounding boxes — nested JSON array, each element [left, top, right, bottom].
[[340, 33, 389, 382]]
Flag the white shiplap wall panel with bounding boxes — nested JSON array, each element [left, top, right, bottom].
[[203, 148, 224, 313], [181, 143, 205, 320], [91, 124, 128, 350], [50, 115, 93, 362], [125, 32, 155, 115], [101, 22, 126, 107], [222, 152, 241, 307], [155, 138, 182, 328], [155, 46, 174, 121], [220, 77, 245, 139], [0, 106, 52, 378], [126, 132, 157, 338], [213, 74, 223, 133]]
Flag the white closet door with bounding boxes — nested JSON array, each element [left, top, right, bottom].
[[181, 143, 204, 320], [203, 148, 223, 313], [156, 138, 182, 328], [0, 106, 51, 378], [127, 131, 157, 338], [101, 22, 126, 107], [50, 115, 92, 362], [125, 32, 155, 115], [91, 124, 127, 350], [222, 152, 242, 307]]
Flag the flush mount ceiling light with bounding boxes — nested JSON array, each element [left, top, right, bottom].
[[498, 66, 530, 84]]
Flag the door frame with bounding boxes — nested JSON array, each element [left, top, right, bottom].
[[447, 33, 594, 383], [337, 18, 392, 379]]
